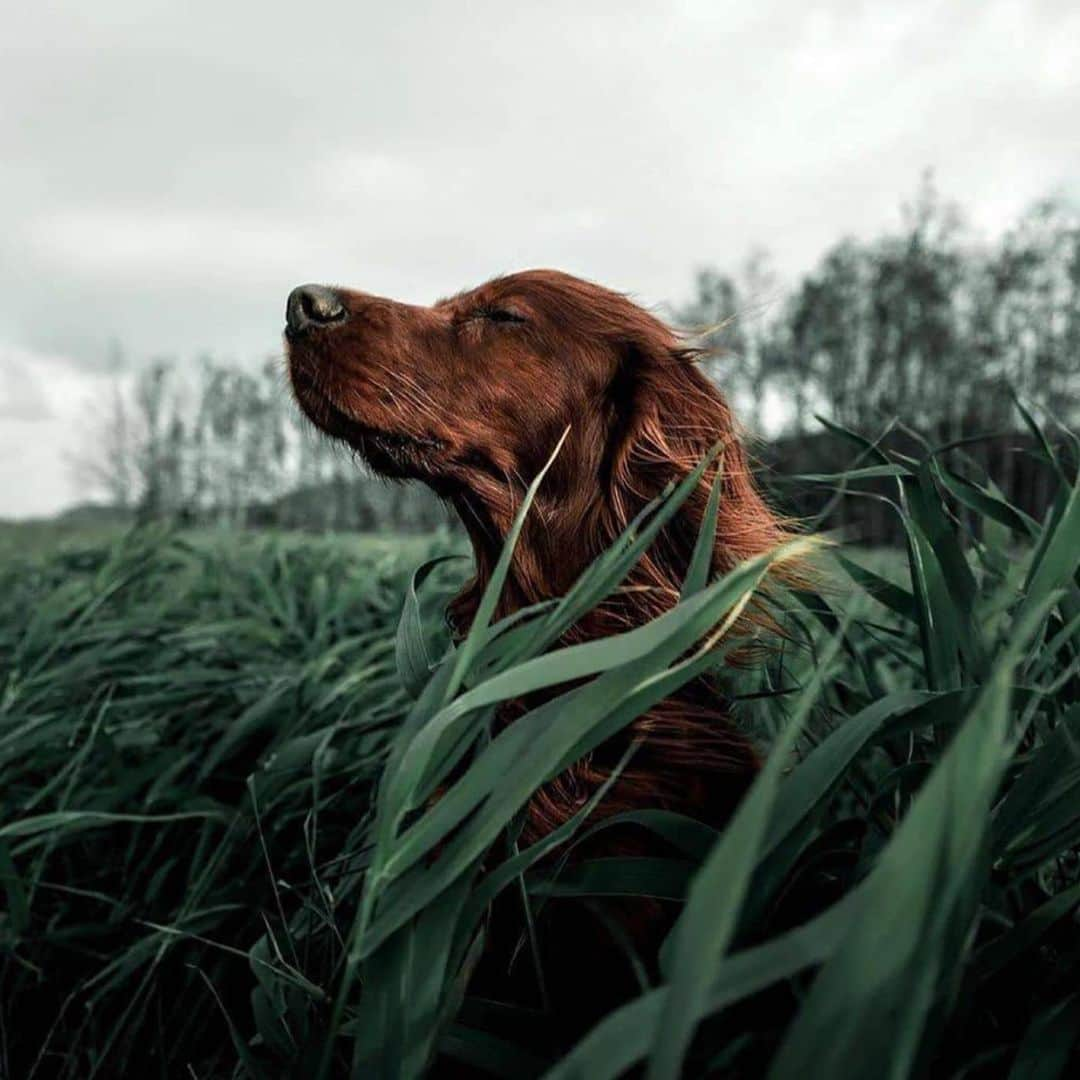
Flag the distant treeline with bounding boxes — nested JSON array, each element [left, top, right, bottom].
[[79, 178, 1079, 540], [683, 176, 1079, 541], [679, 176, 1078, 439]]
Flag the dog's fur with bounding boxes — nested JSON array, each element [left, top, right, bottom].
[[286, 270, 793, 853]]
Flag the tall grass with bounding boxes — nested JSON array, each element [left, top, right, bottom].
[[1, 404, 1078, 1078], [0, 530, 455, 1076]]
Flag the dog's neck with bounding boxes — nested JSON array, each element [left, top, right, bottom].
[[444, 428, 791, 646], [447, 471, 702, 640], [448, 486, 611, 633]]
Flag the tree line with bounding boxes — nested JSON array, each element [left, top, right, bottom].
[[679, 176, 1078, 541], [679, 176, 1078, 439], [80, 177, 1079, 538]]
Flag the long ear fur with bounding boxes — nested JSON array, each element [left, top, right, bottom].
[[599, 329, 797, 630]]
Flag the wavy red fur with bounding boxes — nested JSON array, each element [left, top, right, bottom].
[[286, 269, 794, 857]]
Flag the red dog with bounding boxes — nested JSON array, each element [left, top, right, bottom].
[[286, 270, 792, 851]]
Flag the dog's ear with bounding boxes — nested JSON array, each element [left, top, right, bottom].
[[604, 325, 791, 577], [605, 329, 725, 521]]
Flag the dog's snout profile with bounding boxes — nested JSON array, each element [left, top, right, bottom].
[[285, 284, 346, 336]]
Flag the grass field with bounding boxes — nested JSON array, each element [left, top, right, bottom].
[[1, 412, 1078, 1078]]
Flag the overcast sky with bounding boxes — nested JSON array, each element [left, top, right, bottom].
[[2, 0, 1078, 517]]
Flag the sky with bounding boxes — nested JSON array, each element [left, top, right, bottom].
[[2, 0, 1078, 517]]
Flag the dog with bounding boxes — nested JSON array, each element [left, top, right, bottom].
[[285, 269, 794, 1039]]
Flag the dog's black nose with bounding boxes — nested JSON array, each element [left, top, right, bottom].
[[286, 285, 346, 335]]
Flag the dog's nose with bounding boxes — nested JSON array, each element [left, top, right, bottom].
[[286, 284, 347, 335]]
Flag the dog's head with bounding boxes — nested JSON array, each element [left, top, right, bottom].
[[286, 269, 791, 612], [286, 270, 706, 489]]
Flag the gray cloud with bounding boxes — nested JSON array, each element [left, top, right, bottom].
[[1, 0, 1078, 514]]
